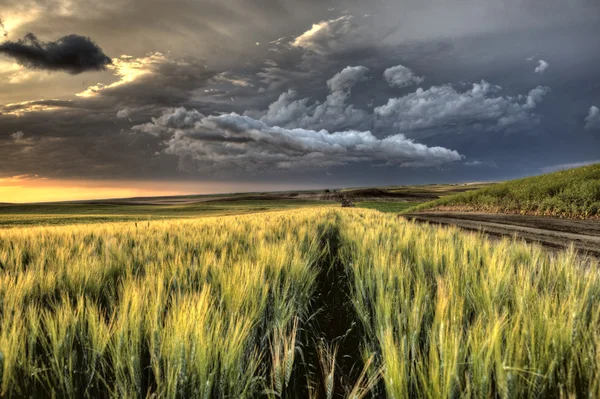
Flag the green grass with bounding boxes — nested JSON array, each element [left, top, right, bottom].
[[355, 201, 419, 213], [415, 163, 600, 218], [0, 200, 333, 227]]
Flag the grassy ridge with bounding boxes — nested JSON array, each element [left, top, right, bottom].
[[338, 210, 600, 397], [415, 163, 600, 218]]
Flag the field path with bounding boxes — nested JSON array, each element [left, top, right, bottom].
[[403, 212, 600, 257]]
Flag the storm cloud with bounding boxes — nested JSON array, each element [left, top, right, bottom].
[[258, 66, 370, 132], [134, 109, 463, 172], [0, 33, 111, 74], [132, 65, 465, 173], [383, 65, 424, 88], [375, 81, 550, 135], [1, 0, 599, 185]]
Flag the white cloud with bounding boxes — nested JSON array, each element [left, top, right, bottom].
[[77, 52, 170, 97], [383, 65, 424, 88], [116, 108, 130, 119], [327, 65, 369, 92], [133, 110, 462, 172], [11, 131, 24, 140], [260, 90, 313, 126], [213, 72, 254, 87], [375, 81, 550, 133], [130, 63, 554, 175], [259, 66, 370, 132], [138, 107, 205, 136], [268, 37, 289, 53], [525, 86, 550, 109], [585, 106, 600, 131], [291, 15, 369, 55], [534, 60, 549, 74]]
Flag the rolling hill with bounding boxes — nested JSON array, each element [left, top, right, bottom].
[[414, 163, 600, 218]]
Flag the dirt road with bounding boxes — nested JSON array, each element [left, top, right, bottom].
[[403, 212, 600, 257]]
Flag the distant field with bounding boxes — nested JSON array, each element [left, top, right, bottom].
[[386, 182, 495, 196], [0, 182, 495, 227], [0, 199, 334, 227], [351, 183, 493, 214], [415, 163, 600, 218]]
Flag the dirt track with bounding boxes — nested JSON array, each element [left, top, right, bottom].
[[404, 212, 600, 258]]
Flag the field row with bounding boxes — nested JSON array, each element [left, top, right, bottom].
[[0, 209, 599, 398]]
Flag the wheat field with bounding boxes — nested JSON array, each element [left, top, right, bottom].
[[0, 208, 598, 398], [339, 211, 600, 398]]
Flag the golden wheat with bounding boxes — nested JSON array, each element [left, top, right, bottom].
[[0, 207, 598, 398], [338, 209, 600, 398], [0, 210, 329, 397]]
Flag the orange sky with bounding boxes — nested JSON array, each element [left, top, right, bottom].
[[0, 175, 306, 203]]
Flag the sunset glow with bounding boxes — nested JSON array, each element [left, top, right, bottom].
[[0, 175, 308, 203]]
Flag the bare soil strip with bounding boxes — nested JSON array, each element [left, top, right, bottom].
[[294, 224, 367, 399], [403, 212, 600, 258]]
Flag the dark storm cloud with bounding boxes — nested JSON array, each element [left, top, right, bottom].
[[0, 33, 111, 74], [0, 105, 177, 179], [92, 55, 217, 110], [0, 50, 227, 179], [3, 0, 597, 60], [1, 0, 600, 185]]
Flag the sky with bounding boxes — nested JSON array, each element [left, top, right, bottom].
[[1, 0, 599, 202]]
